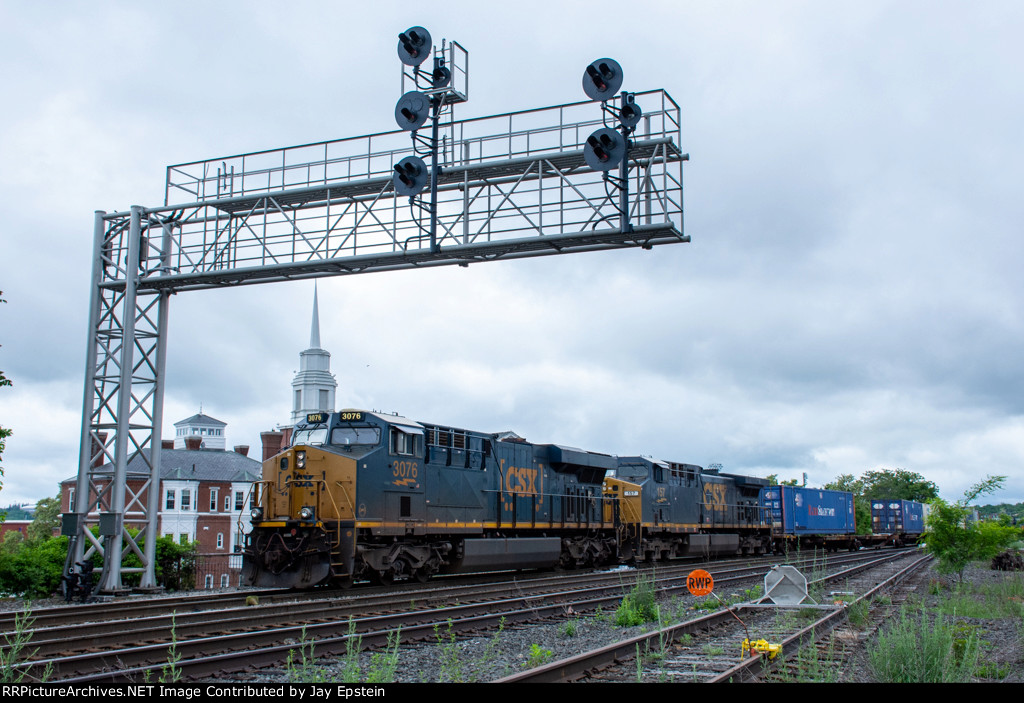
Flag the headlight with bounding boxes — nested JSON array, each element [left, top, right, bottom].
[[299, 506, 314, 520], [250, 507, 263, 520], [296, 451, 306, 469]]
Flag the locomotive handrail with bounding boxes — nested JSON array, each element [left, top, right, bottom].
[[237, 481, 272, 537]]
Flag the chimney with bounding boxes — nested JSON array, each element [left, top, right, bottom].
[[260, 431, 283, 461], [162, 440, 174, 450], [184, 436, 202, 450], [233, 445, 249, 458], [90, 432, 108, 469]]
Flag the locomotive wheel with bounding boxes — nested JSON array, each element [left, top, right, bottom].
[[413, 568, 430, 584]]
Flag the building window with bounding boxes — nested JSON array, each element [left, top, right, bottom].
[[181, 489, 191, 511], [234, 491, 244, 511], [220, 574, 230, 588], [319, 389, 329, 410], [216, 533, 224, 549], [68, 488, 75, 512], [234, 532, 244, 553], [166, 490, 175, 510], [179, 534, 188, 545], [294, 389, 302, 412], [210, 488, 219, 512], [205, 574, 213, 589], [225, 495, 231, 512]]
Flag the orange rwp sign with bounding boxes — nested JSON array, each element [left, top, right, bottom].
[[687, 569, 714, 597]]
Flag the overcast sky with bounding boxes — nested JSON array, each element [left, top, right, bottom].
[[1, 1, 1022, 508]]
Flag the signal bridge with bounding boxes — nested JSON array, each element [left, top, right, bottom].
[[68, 28, 689, 592]]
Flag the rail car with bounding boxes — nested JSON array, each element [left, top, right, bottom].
[[759, 485, 861, 552], [612, 457, 771, 559], [241, 410, 777, 588], [869, 498, 927, 546]]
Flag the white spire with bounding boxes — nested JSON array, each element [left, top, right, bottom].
[[310, 281, 321, 349], [291, 283, 338, 424]]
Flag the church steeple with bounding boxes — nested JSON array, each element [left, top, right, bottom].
[[310, 281, 322, 349], [290, 284, 338, 424]]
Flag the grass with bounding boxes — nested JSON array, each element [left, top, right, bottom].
[[845, 598, 870, 628], [434, 619, 464, 683], [0, 607, 51, 683], [526, 643, 553, 668], [933, 576, 1024, 619], [774, 635, 842, 683], [614, 573, 660, 627], [868, 604, 980, 683], [365, 627, 402, 684]]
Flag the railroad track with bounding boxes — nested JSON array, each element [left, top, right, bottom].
[[2, 548, 919, 682], [496, 550, 931, 682]]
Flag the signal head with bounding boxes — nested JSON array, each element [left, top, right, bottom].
[[619, 94, 643, 129], [398, 26, 432, 66], [582, 58, 623, 102], [394, 91, 430, 131], [393, 156, 429, 196], [583, 127, 626, 172], [432, 63, 452, 89]]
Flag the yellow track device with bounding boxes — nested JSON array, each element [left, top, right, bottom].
[[741, 638, 782, 660]]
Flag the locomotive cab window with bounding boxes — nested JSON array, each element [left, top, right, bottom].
[[292, 428, 328, 446], [330, 426, 381, 446], [390, 427, 423, 457]]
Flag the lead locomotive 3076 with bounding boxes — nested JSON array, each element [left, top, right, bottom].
[[242, 409, 774, 588]]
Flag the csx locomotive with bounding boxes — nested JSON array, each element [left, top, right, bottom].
[[242, 409, 773, 588]]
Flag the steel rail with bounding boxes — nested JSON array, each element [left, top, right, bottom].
[[494, 550, 928, 683]]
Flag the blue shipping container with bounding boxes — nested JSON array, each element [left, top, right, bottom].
[[870, 499, 925, 535], [760, 486, 856, 535]]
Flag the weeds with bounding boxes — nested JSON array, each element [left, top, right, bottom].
[[365, 626, 401, 684], [434, 619, 464, 683], [526, 643, 553, 668], [868, 605, 979, 683], [774, 635, 841, 683], [338, 619, 362, 682], [159, 613, 182, 684], [845, 599, 870, 628], [560, 616, 579, 638], [935, 577, 1024, 619], [0, 607, 51, 683], [286, 626, 333, 684], [615, 573, 660, 627]]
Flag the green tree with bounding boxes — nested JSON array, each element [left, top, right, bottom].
[[0, 536, 69, 598], [27, 496, 61, 542], [861, 468, 939, 502], [155, 535, 197, 591], [923, 475, 1021, 584]]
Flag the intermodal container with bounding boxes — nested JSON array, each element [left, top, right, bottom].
[[760, 486, 856, 535], [870, 499, 926, 535]]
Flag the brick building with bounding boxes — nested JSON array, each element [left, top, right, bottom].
[[60, 414, 260, 589]]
